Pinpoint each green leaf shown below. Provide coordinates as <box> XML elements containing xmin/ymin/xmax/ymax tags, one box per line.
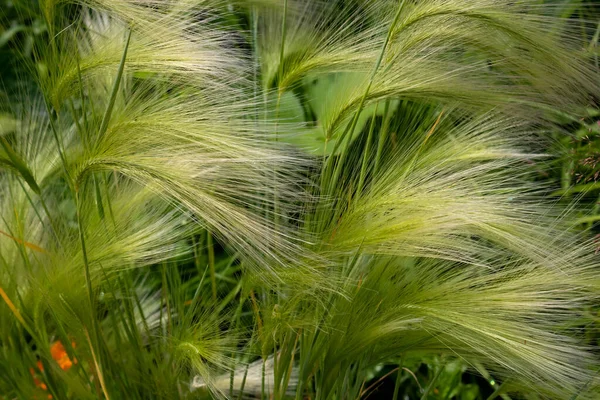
<box><xmin>98</xmin><ymin>28</ymin><xmax>131</xmax><ymax>137</ymax></box>
<box><xmin>0</xmin><ymin>136</ymin><xmax>40</xmax><ymax>194</ymax></box>
<box><xmin>0</xmin><ymin>25</ymin><xmax>25</xmax><ymax>48</ymax></box>
<box><xmin>276</xmin><ymin>76</ymin><xmax>396</xmax><ymax>156</ymax></box>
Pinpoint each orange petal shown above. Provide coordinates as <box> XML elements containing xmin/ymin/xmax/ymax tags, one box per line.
<box><xmin>50</xmin><ymin>340</ymin><xmax>74</xmax><ymax>371</ymax></box>
<box><xmin>50</xmin><ymin>341</ymin><xmax>67</xmax><ymax>361</ymax></box>
<box><xmin>57</xmin><ymin>356</ymin><xmax>73</xmax><ymax>371</ymax></box>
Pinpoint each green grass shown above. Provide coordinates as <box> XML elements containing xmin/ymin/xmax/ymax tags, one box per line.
<box><xmin>1</xmin><ymin>1</ymin><xmax>600</xmax><ymax>399</ymax></box>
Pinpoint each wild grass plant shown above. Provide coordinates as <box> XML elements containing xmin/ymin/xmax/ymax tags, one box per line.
<box><xmin>1</xmin><ymin>0</ymin><xmax>600</xmax><ymax>399</ymax></box>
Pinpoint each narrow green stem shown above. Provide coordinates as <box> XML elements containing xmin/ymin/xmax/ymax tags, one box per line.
<box><xmin>207</xmin><ymin>231</ymin><xmax>217</xmax><ymax>301</ymax></box>
<box><xmin>261</xmin><ymin>357</ymin><xmax>267</xmax><ymax>400</ymax></box>
<box><xmin>420</xmin><ymin>360</ymin><xmax>445</xmax><ymax>400</ymax></box>
<box><xmin>98</xmin><ymin>29</ymin><xmax>131</xmax><ymax>138</ymax></box>
<box><xmin>392</xmin><ymin>355</ymin><xmax>404</xmax><ymax>400</ymax></box>
<box><xmin>75</xmin><ymin>190</ymin><xmax>95</xmax><ymax>327</ymax></box>
<box><xmin>38</xmin><ymin>194</ymin><xmax>62</xmax><ymax>248</ymax></box>
<box><xmin>324</xmin><ymin>0</ymin><xmax>406</xmax><ymax>173</ymax></box>
<box><xmin>44</xmin><ymin>100</ymin><xmax>71</xmax><ymax>186</ymax></box>
<box><xmin>374</xmin><ymin>99</ymin><xmax>392</xmax><ymax>174</ymax></box>
<box><xmin>486</xmin><ymin>382</ymin><xmax>506</xmax><ymax>400</ymax></box>
<box><xmin>273</xmin><ymin>0</ymin><xmax>288</xmax><ymax>228</ymax></box>
<box><xmin>236</xmin><ymin>334</ymin><xmax>255</xmax><ymax>400</ymax></box>
<box><xmin>277</xmin><ymin>0</ymin><xmax>289</xmax><ymax>97</ymax></box>
<box><xmin>74</xmin><ymin>188</ymin><xmax>106</xmax><ymax>397</ymax></box>
<box><xmin>357</xmin><ymin>103</ymin><xmax>379</xmax><ymax>196</ymax></box>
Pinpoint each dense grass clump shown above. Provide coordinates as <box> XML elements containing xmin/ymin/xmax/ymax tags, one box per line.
<box><xmin>1</xmin><ymin>1</ymin><xmax>600</xmax><ymax>399</ymax></box>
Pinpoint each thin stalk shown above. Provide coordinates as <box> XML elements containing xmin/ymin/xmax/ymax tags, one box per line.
<box><xmin>251</xmin><ymin>7</ymin><xmax>265</xmax><ymax>223</ymax></box>
<box><xmin>399</xmin><ymin>109</ymin><xmax>444</xmax><ymax>183</ymax></box>
<box><xmin>93</xmin><ymin>174</ymin><xmax>105</xmax><ymax>220</ymax></box>
<box><xmin>252</xmin><ymin>7</ymin><xmax>260</xmax><ymax>116</ymax></box>
<box><xmin>361</xmin><ymin>367</ymin><xmax>400</xmax><ymax>399</ymax></box>
<box><xmin>192</xmin><ymin>235</ymin><xmax>203</xmax><ymax>277</ymax></box>
<box><xmin>1</xmin><ymin>216</ymin><xmax>33</xmax><ymax>278</ymax></box>
<box><xmin>102</xmin><ymin>172</ymin><xmax>116</xmax><ymax>228</ymax></box>
<box><xmin>280</xmin><ymin>332</ymin><xmax>300</xmax><ymax>397</ymax></box>
<box><xmin>273</xmin><ymin>0</ymin><xmax>288</xmax><ymax>227</ymax></box>
<box><xmin>357</xmin><ymin>103</ymin><xmax>379</xmax><ymax>196</ymax></box>
<box><xmin>236</xmin><ymin>363</ymin><xmax>251</xmax><ymax>400</ymax></box>
<box><xmin>374</xmin><ymin>99</ymin><xmax>392</xmax><ymax>174</ymax></box>
<box><xmin>65</xmin><ymin>31</ymin><xmax>132</xmax><ymax>362</ymax></box>
<box><xmin>84</xmin><ymin>328</ymin><xmax>111</xmax><ymax>400</ymax></box>
<box><xmin>392</xmin><ymin>355</ymin><xmax>404</xmax><ymax>400</ymax></box>
<box><xmin>486</xmin><ymin>382</ymin><xmax>506</xmax><ymax>400</ymax></box>
<box><xmin>324</xmin><ymin>0</ymin><xmax>406</xmax><ymax>173</ymax></box>
<box><xmin>236</xmin><ymin>334</ymin><xmax>255</xmax><ymax>400</ymax></box>
<box><xmin>75</xmin><ymin>190</ymin><xmax>97</xmax><ymax>332</ymax></box>
<box><xmin>98</xmin><ymin>28</ymin><xmax>131</xmax><ymax>138</ymax></box>
<box><xmin>38</xmin><ymin>193</ymin><xmax>62</xmax><ymax>248</ymax></box>
<box><xmin>294</xmin><ymin>370</ymin><xmax>304</xmax><ymax>400</ymax></box>
<box><xmin>14</xmin><ymin>179</ymin><xmax>43</xmax><ymax>226</ymax></box>
<box><xmin>259</xmin><ymin>352</ymin><xmax>267</xmax><ymax>399</ymax></box>
<box><xmin>48</xmin><ymin>305</ymin><xmax>93</xmax><ymax>385</ymax></box>
<box><xmin>5</xmin><ymin>131</ymin><xmax>60</xmax><ymax>247</ymax></box>
<box><xmin>277</xmin><ymin>0</ymin><xmax>288</xmax><ymax>97</ymax></box>
<box><xmin>207</xmin><ymin>231</ymin><xmax>217</xmax><ymax>301</ymax></box>
<box><xmin>43</xmin><ymin>99</ymin><xmax>71</xmax><ymax>185</ymax></box>
<box><xmin>0</xmin><ymin>286</ymin><xmax>35</xmax><ymax>335</ymax></box>
<box><xmin>14</xmin><ymin>179</ymin><xmax>60</xmax><ymax>247</ymax></box>
<box><xmin>420</xmin><ymin>361</ymin><xmax>446</xmax><ymax>400</ymax></box>
<box><xmin>68</xmin><ymin>98</ymin><xmax>84</xmax><ymax>144</ymax></box>
<box><xmin>71</xmin><ymin>30</ymin><xmax>89</xmax><ymax>135</ymax></box>
<box><xmin>320</xmin><ymin>2</ymin><xmax>406</xmax><ymax>218</ymax></box>
<box><xmin>161</xmin><ymin>263</ymin><xmax>173</xmax><ymax>335</ymax></box>
<box><xmin>229</xmin><ymin>292</ymin><xmax>247</xmax><ymax>397</ymax></box>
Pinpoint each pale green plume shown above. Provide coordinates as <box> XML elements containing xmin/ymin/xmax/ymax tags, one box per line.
<box><xmin>0</xmin><ymin>1</ymin><xmax>599</xmax><ymax>400</ymax></box>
